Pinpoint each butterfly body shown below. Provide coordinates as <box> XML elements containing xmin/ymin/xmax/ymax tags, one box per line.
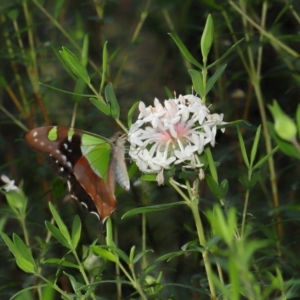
<box><xmin>25</xmin><ymin>126</ymin><xmax>129</xmax><ymax>222</ymax></box>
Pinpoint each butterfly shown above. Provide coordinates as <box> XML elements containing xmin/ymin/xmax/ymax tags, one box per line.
<box><xmin>25</xmin><ymin>126</ymin><xmax>130</xmax><ymax>223</ymax></box>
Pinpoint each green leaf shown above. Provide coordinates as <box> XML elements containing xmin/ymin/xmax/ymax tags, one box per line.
<box><xmin>140</xmin><ymin>174</ymin><xmax>157</xmax><ymax>181</ymax></box>
<box><xmin>100</xmin><ymin>41</ymin><xmax>108</xmax><ymax>94</ymax></box>
<box><xmin>16</xmin><ymin>257</ymin><xmax>35</xmax><ymax>274</ymax></box>
<box><xmin>64</xmin><ymin>272</ymin><xmax>84</xmax><ymax>294</ymax></box>
<box><xmin>122</xmin><ymin>202</ymin><xmax>186</xmax><ymax>219</ymax></box>
<box><xmin>168</xmin><ymin>33</ymin><xmax>202</xmax><ymax>68</ymax></box>
<box><xmin>129</xmin><ymin>245</ymin><xmax>135</xmax><ymax>263</ymax></box>
<box><xmin>207</xmin><ymin>206</ymin><xmax>235</xmax><ymax>245</ymax></box>
<box><xmin>220</xmin><ymin>179</ymin><xmax>229</xmax><ymax>198</ymax></box>
<box><xmin>127</xmin><ymin>102</ymin><xmax>139</xmax><ymax>128</ymax></box>
<box><xmin>105</xmin><ymin>83</ymin><xmax>120</xmax><ymax>119</ymax></box>
<box><xmin>44</xmin><ymin>258</ymin><xmax>79</xmax><ymax>269</ymax></box>
<box><xmin>49</xmin><ymin>203</ymin><xmax>71</xmax><ymax>244</ymax></box>
<box><xmin>89</xmin><ymin>97</ymin><xmax>111</xmax><ymax>115</ymax></box>
<box><xmin>73</xmin><ymin>78</ymin><xmax>86</xmax><ymax>103</ymax></box>
<box><xmin>91</xmin><ymin>246</ymin><xmax>118</xmax><ymax>263</ymax></box>
<box><xmin>5</xmin><ymin>190</ymin><xmax>27</xmax><ymax>214</ymax></box>
<box><xmin>205</xmin><ymin>174</ymin><xmax>223</xmax><ymax>199</ymax></box>
<box><xmin>206</xmin><ymin>64</ymin><xmax>227</xmax><ymax>95</ymax></box>
<box><xmin>54</xmin><ymin>0</ymin><xmax>65</xmax><ymax>19</ymax></box>
<box><xmin>252</xmin><ymin>146</ymin><xmax>279</xmax><ymax>170</ymax></box>
<box><xmin>45</xmin><ymin>221</ymin><xmax>70</xmax><ymax>249</ymax></box>
<box><xmin>267</xmin><ymin>122</ymin><xmax>300</xmax><ymax>159</ymax></box>
<box><xmin>237</xmin><ymin>126</ymin><xmax>249</xmax><ymax>168</ymax></box>
<box><xmin>13</xmin><ymin>234</ymin><xmax>35</xmax><ymax>265</ymax></box>
<box><xmin>219</xmin><ymin>119</ymin><xmax>251</xmax><ymax>129</ymax></box>
<box><xmin>188</xmin><ymin>69</ymin><xmax>204</xmax><ymax>98</ymax></box>
<box><xmin>206</xmin><ymin>148</ymin><xmax>218</xmax><ymax>182</ymax></box>
<box><xmin>238</xmin><ymin>173</ymin><xmax>251</xmax><ymax>190</ymax></box>
<box><xmin>249</xmin><ymin>170</ymin><xmax>260</xmax><ymax>189</ymax></box>
<box><xmin>111</xmin><ymin>247</ymin><xmax>130</xmax><ymax>264</ymax></box>
<box><xmin>164</xmin><ymin>86</ymin><xmax>174</xmax><ymax>98</ymax></box>
<box><xmin>71</xmin><ymin>215</ymin><xmax>81</xmax><ymax>250</ymax></box>
<box><xmin>59</xmin><ymin>47</ymin><xmax>90</xmax><ymax>84</ymax></box>
<box><xmin>208</xmin><ymin>39</ymin><xmax>244</xmax><ymax>69</ymax></box>
<box><xmin>201</xmin><ymin>14</ymin><xmax>214</xmax><ymax>63</ymax></box>
<box><xmin>133</xmin><ymin>249</ymin><xmax>154</xmax><ymax>264</ymax></box>
<box><xmin>250</xmin><ymin>125</ymin><xmax>261</xmax><ymax>167</ymax></box>
<box><xmin>1</xmin><ymin>232</ymin><xmax>20</xmax><ymax>258</ymax></box>
<box><xmin>81</xmin><ymin>34</ymin><xmax>89</xmax><ymax>68</ymax></box>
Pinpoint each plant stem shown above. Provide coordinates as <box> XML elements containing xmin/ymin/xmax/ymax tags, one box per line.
<box><xmin>189</xmin><ymin>199</ymin><xmax>216</xmax><ymax>300</ymax></box>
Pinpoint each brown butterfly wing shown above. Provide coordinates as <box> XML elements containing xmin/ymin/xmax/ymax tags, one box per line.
<box><xmin>25</xmin><ymin>126</ymin><xmax>117</xmax><ymax>222</ymax></box>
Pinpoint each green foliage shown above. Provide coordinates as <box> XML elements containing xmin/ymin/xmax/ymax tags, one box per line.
<box><xmin>1</xmin><ymin>1</ymin><xmax>300</xmax><ymax>300</ymax></box>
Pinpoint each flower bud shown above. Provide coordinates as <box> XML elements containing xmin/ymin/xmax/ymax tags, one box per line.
<box><xmin>268</xmin><ymin>100</ymin><xmax>297</xmax><ymax>142</ymax></box>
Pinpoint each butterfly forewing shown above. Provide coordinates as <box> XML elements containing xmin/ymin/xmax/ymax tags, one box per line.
<box><xmin>24</xmin><ymin>126</ymin><xmax>127</xmax><ymax>222</ymax></box>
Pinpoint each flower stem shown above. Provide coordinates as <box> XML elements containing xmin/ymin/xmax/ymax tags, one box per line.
<box><xmin>189</xmin><ymin>199</ymin><xmax>217</xmax><ymax>299</ymax></box>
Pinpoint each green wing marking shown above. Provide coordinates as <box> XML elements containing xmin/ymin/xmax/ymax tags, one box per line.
<box><xmin>80</xmin><ymin>133</ymin><xmax>112</xmax><ymax>182</ymax></box>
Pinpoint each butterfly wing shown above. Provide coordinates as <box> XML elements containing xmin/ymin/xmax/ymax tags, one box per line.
<box><xmin>25</xmin><ymin>126</ymin><xmax>118</xmax><ymax>222</ymax></box>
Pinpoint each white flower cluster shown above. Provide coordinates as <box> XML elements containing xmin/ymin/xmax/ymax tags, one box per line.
<box><xmin>127</xmin><ymin>94</ymin><xmax>226</xmax><ymax>184</ymax></box>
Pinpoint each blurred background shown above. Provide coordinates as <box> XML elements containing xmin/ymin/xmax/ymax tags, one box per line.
<box><xmin>0</xmin><ymin>0</ymin><xmax>300</xmax><ymax>298</ymax></box>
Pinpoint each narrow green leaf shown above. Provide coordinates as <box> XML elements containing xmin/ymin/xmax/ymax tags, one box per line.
<box><xmin>228</xmin><ymin>257</ymin><xmax>240</xmax><ymax>300</ymax></box>
<box><xmin>13</xmin><ymin>234</ymin><xmax>35</xmax><ymax>265</ymax></box>
<box><xmin>45</xmin><ymin>221</ymin><xmax>70</xmax><ymax>249</ymax></box>
<box><xmin>250</xmin><ymin>125</ymin><xmax>261</xmax><ymax>167</ymax></box>
<box><xmin>237</xmin><ymin>126</ymin><xmax>250</xmax><ymax>167</ymax></box>
<box><xmin>220</xmin><ymin>179</ymin><xmax>229</xmax><ymax>198</ymax></box>
<box><xmin>64</xmin><ymin>272</ymin><xmax>84</xmax><ymax>294</ymax></box>
<box><xmin>16</xmin><ymin>257</ymin><xmax>35</xmax><ymax>274</ymax></box>
<box><xmin>127</xmin><ymin>102</ymin><xmax>139</xmax><ymax>128</ymax></box>
<box><xmin>188</xmin><ymin>69</ymin><xmax>204</xmax><ymax>98</ymax></box>
<box><xmin>168</xmin><ymin>33</ymin><xmax>202</xmax><ymax>68</ymax></box>
<box><xmin>129</xmin><ymin>245</ymin><xmax>135</xmax><ymax>263</ymax></box>
<box><xmin>121</xmin><ymin>202</ymin><xmax>186</xmax><ymax>219</ymax></box>
<box><xmin>73</xmin><ymin>78</ymin><xmax>86</xmax><ymax>103</ymax></box>
<box><xmin>1</xmin><ymin>232</ymin><xmax>19</xmax><ymax>258</ymax></box>
<box><xmin>54</xmin><ymin>0</ymin><xmax>65</xmax><ymax>19</ymax></box>
<box><xmin>100</xmin><ymin>41</ymin><xmax>108</xmax><ymax>94</ymax></box>
<box><xmin>201</xmin><ymin>14</ymin><xmax>214</xmax><ymax>63</ymax></box>
<box><xmin>205</xmin><ymin>174</ymin><xmax>223</xmax><ymax>199</ymax></box>
<box><xmin>267</xmin><ymin>122</ymin><xmax>300</xmax><ymax>159</ymax></box>
<box><xmin>208</xmin><ymin>39</ymin><xmax>244</xmax><ymax>69</ymax></box>
<box><xmin>206</xmin><ymin>148</ymin><xmax>218</xmax><ymax>182</ymax></box>
<box><xmin>91</xmin><ymin>246</ymin><xmax>118</xmax><ymax>263</ymax></box>
<box><xmin>89</xmin><ymin>97</ymin><xmax>111</xmax><ymax>115</ymax></box>
<box><xmin>105</xmin><ymin>83</ymin><xmax>120</xmax><ymax>119</ymax></box>
<box><xmin>252</xmin><ymin>146</ymin><xmax>279</xmax><ymax>170</ymax></box>
<box><xmin>206</xmin><ymin>64</ymin><xmax>227</xmax><ymax>95</ymax></box>
<box><xmin>164</xmin><ymin>86</ymin><xmax>174</xmax><ymax>98</ymax></box>
<box><xmin>111</xmin><ymin>247</ymin><xmax>130</xmax><ymax>264</ymax></box>
<box><xmin>81</xmin><ymin>34</ymin><xmax>89</xmax><ymax>68</ymax></box>
<box><xmin>59</xmin><ymin>47</ymin><xmax>90</xmax><ymax>84</ymax></box>
<box><xmin>140</xmin><ymin>174</ymin><xmax>157</xmax><ymax>181</ymax></box>
<box><xmin>71</xmin><ymin>215</ymin><xmax>81</xmax><ymax>250</ymax></box>
<box><xmin>219</xmin><ymin>119</ymin><xmax>251</xmax><ymax>129</ymax></box>
<box><xmin>44</xmin><ymin>258</ymin><xmax>79</xmax><ymax>269</ymax></box>
<box><xmin>155</xmin><ymin>251</ymin><xmax>185</xmax><ymax>262</ymax></box>
<box><xmin>49</xmin><ymin>203</ymin><xmax>71</xmax><ymax>244</ymax></box>
<box><xmin>133</xmin><ymin>249</ymin><xmax>154</xmax><ymax>264</ymax></box>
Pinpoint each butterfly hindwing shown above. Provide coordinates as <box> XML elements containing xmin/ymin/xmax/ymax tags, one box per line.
<box><xmin>25</xmin><ymin>126</ymin><xmax>124</xmax><ymax>222</ymax></box>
